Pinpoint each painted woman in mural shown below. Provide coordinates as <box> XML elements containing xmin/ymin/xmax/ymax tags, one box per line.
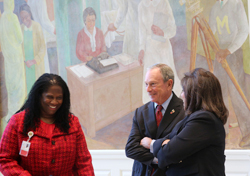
<box><xmin>76</xmin><ymin>7</ymin><xmax>107</xmax><ymax>62</ymax></box>
<box><xmin>19</xmin><ymin>4</ymin><xmax>46</xmax><ymax>95</ymax></box>
<box><xmin>138</xmin><ymin>0</ymin><xmax>182</xmax><ymax>104</ymax></box>
<box><xmin>0</xmin><ymin>0</ymin><xmax>26</xmax><ymax>122</ymax></box>
<box><xmin>209</xmin><ymin>0</ymin><xmax>250</xmax><ymax>147</ymax></box>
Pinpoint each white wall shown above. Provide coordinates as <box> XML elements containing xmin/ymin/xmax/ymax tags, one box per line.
<box><xmin>225</xmin><ymin>150</ymin><xmax>250</xmax><ymax>176</ymax></box>
<box><xmin>91</xmin><ymin>150</ymin><xmax>250</xmax><ymax>176</ymax></box>
<box><xmin>0</xmin><ymin>150</ymin><xmax>249</xmax><ymax>176</ymax></box>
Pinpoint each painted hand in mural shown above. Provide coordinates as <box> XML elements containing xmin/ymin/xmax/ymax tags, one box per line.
<box><xmin>108</xmin><ymin>23</ymin><xmax>117</xmax><ymax>32</ymax></box>
<box><xmin>151</xmin><ymin>25</ymin><xmax>164</xmax><ymax>36</ymax></box>
<box><xmin>86</xmin><ymin>56</ymin><xmax>93</xmax><ymax>61</ymax></box>
<box><xmin>140</xmin><ymin>137</ymin><xmax>152</xmax><ymax>149</ymax></box>
<box><xmin>138</xmin><ymin>50</ymin><xmax>144</xmax><ymax>66</ymax></box>
<box><xmin>215</xmin><ymin>49</ymin><xmax>231</xmax><ymax>63</ymax></box>
<box><xmin>25</xmin><ymin>59</ymin><xmax>37</xmax><ymax>68</ymax></box>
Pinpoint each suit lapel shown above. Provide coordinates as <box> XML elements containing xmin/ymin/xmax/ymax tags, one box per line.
<box><xmin>156</xmin><ymin>93</ymin><xmax>182</xmax><ymax>138</ymax></box>
<box><xmin>144</xmin><ymin>102</ymin><xmax>158</xmax><ymax>138</ymax></box>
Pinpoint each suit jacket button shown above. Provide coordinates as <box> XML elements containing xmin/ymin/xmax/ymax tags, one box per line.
<box><xmin>52</xmin><ymin>141</ymin><xmax>55</xmax><ymax>145</ymax></box>
<box><xmin>51</xmin><ymin>159</ymin><xmax>55</xmax><ymax>164</ymax></box>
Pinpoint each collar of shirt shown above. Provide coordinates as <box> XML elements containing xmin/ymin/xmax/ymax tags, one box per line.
<box><xmin>84</xmin><ymin>25</ymin><xmax>96</xmax><ymax>52</ymax></box>
<box><xmin>143</xmin><ymin>0</ymin><xmax>161</xmax><ymax>7</ymax></box>
<box><xmin>154</xmin><ymin>92</ymin><xmax>173</xmax><ymax>115</ymax></box>
<box><xmin>24</xmin><ymin>24</ymin><xmax>33</xmax><ymax>31</ymax></box>
<box><xmin>218</xmin><ymin>0</ymin><xmax>228</xmax><ymax>7</ymax></box>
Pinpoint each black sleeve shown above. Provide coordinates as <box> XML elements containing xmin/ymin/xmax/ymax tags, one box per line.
<box><xmin>125</xmin><ymin>109</ymin><xmax>154</xmax><ymax>166</ymax></box>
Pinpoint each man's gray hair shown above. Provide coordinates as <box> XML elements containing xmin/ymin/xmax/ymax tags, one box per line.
<box><xmin>149</xmin><ymin>63</ymin><xmax>175</xmax><ymax>88</ymax></box>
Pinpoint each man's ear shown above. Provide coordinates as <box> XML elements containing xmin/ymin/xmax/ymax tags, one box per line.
<box><xmin>168</xmin><ymin>79</ymin><xmax>173</xmax><ymax>88</ymax></box>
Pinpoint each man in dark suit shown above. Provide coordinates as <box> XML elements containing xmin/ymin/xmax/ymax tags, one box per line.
<box><xmin>125</xmin><ymin>63</ymin><xmax>185</xmax><ymax>176</ymax></box>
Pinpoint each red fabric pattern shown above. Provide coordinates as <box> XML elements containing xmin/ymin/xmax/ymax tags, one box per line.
<box><xmin>40</xmin><ymin>120</ymin><xmax>55</xmax><ymax>139</ymax></box>
<box><xmin>76</xmin><ymin>27</ymin><xmax>106</xmax><ymax>62</ymax></box>
<box><xmin>156</xmin><ymin>105</ymin><xmax>163</xmax><ymax>127</ymax></box>
<box><xmin>0</xmin><ymin>111</ymin><xmax>95</xmax><ymax>176</ymax></box>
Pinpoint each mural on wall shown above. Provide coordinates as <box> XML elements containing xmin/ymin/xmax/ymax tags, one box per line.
<box><xmin>0</xmin><ymin>0</ymin><xmax>250</xmax><ymax>149</ymax></box>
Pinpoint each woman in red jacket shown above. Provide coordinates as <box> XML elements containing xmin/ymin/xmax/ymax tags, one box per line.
<box><xmin>0</xmin><ymin>73</ymin><xmax>95</xmax><ymax>176</ymax></box>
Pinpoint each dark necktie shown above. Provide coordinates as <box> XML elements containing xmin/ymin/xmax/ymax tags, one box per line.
<box><xmin>156</xmin><ymin>105</ymin><xmax>163</xmax><ymax>127</ymax></box>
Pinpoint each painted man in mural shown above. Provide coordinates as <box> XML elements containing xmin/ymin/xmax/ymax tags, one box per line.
<box><xmin>209</xmin><ymin>0</ymin><xmax>250</xmax><ymax>147</ymax></box>
<box><xmin>108</xmin><ymin>0</ymin><xmax>141</xmax><ymax>59</ymax></box>
<box><xmin>138</xmin><ymin>0</ymin><xmax>182</xmax><ymax>104</ymax></box>
<box><xmin>0</xmin><ymin>0</ymin><xmax>26</xmax><ymax>123</ymax></box>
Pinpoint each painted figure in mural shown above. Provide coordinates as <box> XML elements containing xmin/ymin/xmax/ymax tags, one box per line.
<box><xmin>108</xmin><ymin>0</ymin><xmax>141</xmax><ymax>59</ymax></box>
<box><xmin>0</xmin><ymin>0</ymin><xmax>26</xmax><ymax>122</ymax></box>
<box><xmin>141</xmin><ymin>68</ymin><xmax>228</xmax><ymax>176</ymax></box>
<box><xmin>0</xmin><ymin>10</ymin><xmax>8</xmax><ymax>136</ymax></box>
<box><xmin>125</xmin><ymin>64</ymin><xmax>185</xmax><ymax>176</ymax></box>
<box><xmin>13</xmin><ymin>0</ymin><xmax>26</xmax><ymax>23</ymax></box>
<box><xmin>20</xmin><ymin>4</ymin><xmax>46</xmax><ymax>95</ymax></box>
<box><xmin>0</xmin><ymin>0</ymin><xmax>27</xmax><ymax>23</ymax></box>
<box><xmin>209</xmin><ymin>0</ymin><xmax>250</xmax><ymax>147</ymax></box>
<box><xmin>76</xmin><ymin>7</ymin><xmax>107</xmax><ymax>62</ymax></box>
<box><xmin>138</xmin><ymin>0</ymin><xmax>182</xmax><ymax>104</ymax></box>
<box><xmin>100</xmin><ymin>0</ymin><xmax>125</xmax><ymax>49</ymax></box>
<box><xmin>27</xmin><ymin>0</ymin><xmax>56</xmax><ymax>73</ymax></box>
<box><xmin>0</xmin><ymin>73</ymin><xmax>95</xmax><ymax>175</ymax></box>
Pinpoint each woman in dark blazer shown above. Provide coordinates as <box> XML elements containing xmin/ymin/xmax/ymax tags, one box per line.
<box><xmin>141</xmin><ymin>68</ymin><xmax>228</xmax><ymax>176</ymax></box>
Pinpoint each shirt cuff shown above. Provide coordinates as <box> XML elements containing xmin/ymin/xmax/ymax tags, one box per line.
<box><xmin>152</xmin><ymin>157</ymin><xmax>158</xmax><ymax>164</ymax></box>
<box><xmin>150</xmin><ymin>140</ymin><xmax>158</xmax><ymax>164</ymax></box>
<box><xmin>227</xmin><ymin>46</ymin><xmax>235</xmax><ymax>55</ymax></box>
<box><xmin>114</xmin><ymin>22</ymin><xmax>119</xmax><ymax>29</ymax></box>
<box><xmin>150</xmin><ymin>139</ymin><xmax>156</xmax><ymax>153</ymax></box>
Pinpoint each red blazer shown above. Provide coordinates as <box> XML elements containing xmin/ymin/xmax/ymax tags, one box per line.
<box><xmin>0</xmin><ymin>111</ymin><xmax>95</xmax><ymax>176</ymax></box>
<box><xmin>76</xmin><ymin>27</ymin><xmax>106</xmax><ymax>62</ymax></box>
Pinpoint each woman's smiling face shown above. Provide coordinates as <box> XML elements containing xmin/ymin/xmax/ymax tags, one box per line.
<box><xmin>40</xmin><ymin>85</ymin><xmax>63</xmax><ymax>119</ymax></box>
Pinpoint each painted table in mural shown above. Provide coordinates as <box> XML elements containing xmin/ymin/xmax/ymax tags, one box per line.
<box><xmin>66</xmin><ymin>61</ymin><xmax>143</xmax><ymax>137</ymax></box>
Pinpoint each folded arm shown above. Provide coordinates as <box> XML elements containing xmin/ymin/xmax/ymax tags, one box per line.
<box><xmin>125</xmin><ymin>110</ymin><xmax>154</xmax><ymax>166</ymax></box>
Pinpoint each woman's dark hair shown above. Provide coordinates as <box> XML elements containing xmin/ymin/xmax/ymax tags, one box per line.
<box><xmin>19</xmin><ymin>4</ymin><xmax>34</xmax><ymax>21</ymax></box>
<box><xmin>83</xmin><ymin>7</ymin><xmax>96</xmax><ymax>23</ymax></box>
<box><xmin>181</xmin><ymin>68</ymin><xmax>228</xmax><ymax>124</ymax></box>
<box><xmin>17</xmin><ymin>73</ymin><xmax>71</xmax><ymax>134</ymax></box>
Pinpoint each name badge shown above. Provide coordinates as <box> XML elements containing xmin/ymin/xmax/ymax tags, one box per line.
<box><xmin>19</xmin><ymin>141</ymin><xmax>31</xmax><ymax>157</ymax></box>
<box><xmin>19</xmin><ymin>131</ymin><xmax>34</xmax><ymax>157</ymax></box>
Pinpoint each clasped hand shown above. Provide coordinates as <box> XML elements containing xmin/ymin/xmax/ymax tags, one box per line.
<box><xmin>140</xmin><ymin>137</ymin><xmax>152</xmax><ymax>149</ymax></box>
<box><xmin>151</xmin><ymin>25</ymin><xmax>164</xmax><ymax>36</ymax></box>
<box><xmin>162</xmin><ymin>139</ymin><xmax>170</xmax><ymax>146</ymax></box>
<box><xmin>140</xmin><ymin>137</ymin><xmax>170</xmax><ymax>149</ymax></box>
<box><xmin>25</xmin><ymin>59</ymin><xmax>36</xmax><ymax>68</ymax></box>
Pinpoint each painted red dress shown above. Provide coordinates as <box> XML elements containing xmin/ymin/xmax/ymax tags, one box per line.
<box><xmin>76</xmin><ymin>27</ymin><xmax>106</xmax><ymax>62</ymax></box>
